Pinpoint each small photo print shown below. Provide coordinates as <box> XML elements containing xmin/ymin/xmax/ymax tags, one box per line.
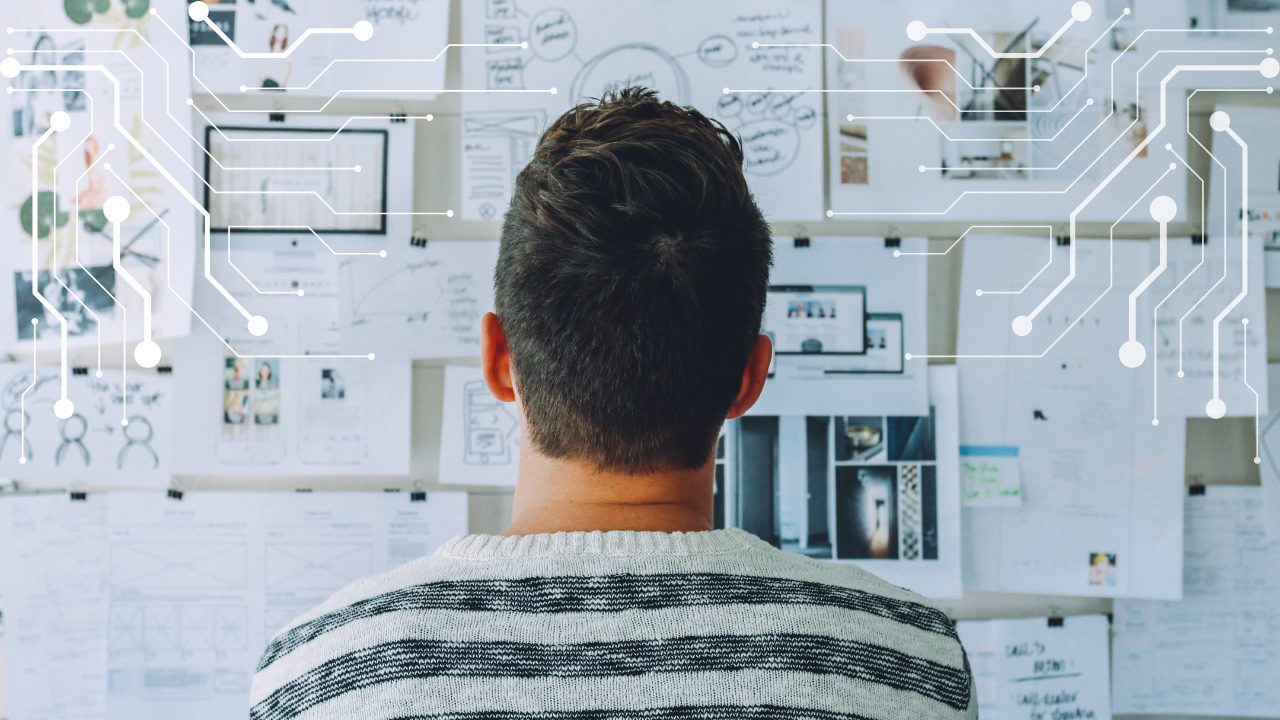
<box><xmin>834</xmin><ymin>416</ymin><xmax>885</xmax><ymax>462</ymax></box>
<box><xmin>1088</xmin><ymin>552</ymin><xmax>1118</xmax><ymax>587</ymax></box>
<box><xmin>254</xmin><ymin>360</ymin><xmax>279</xmax><ymax>390</ymax></box>
<box><xmin>223</xmin><ymin>357</ymin><xmax>252</xmax><ymax>425</ymax></box>
<box><xmin>321</xmin><ymin>368</ymin><xmax>345</xmax><ymax>400</ymax></box>
<box><xmin>888</xmin><ymin>413</ymin><xmax>936</xmax><ymax>462</ymax></box>
<box><xmin>835</xmin><ymin>465</ymin><xmax>899</xmax><ymax>560</ymax></box>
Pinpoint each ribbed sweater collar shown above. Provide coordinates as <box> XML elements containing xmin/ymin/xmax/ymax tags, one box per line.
<box><xmin>437</xmin><ymin>528</ymin><xmax>764</xmax><ymax>559</ymax></box>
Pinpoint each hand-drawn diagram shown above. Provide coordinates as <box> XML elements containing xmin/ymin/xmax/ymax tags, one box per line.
<box><xmin>463</xmin><ymin>378</ymin><xmax>519</xmax><ymax>465</ymax></box>
<box><xmin>339</xmin><ymin>239</ymin><xmax>498</xmax><ymax>358</ymax></box>
<box><xmin>0</xmin><ymin>363</ymin><xmax>172</xmax><ymax>486</ymax></box>
<box><xmin>461</xmin><ymin>0</ymin><xmax>824</xmax><ymax>220</ymax></box>
<box><xmin>265</xmin><ymin>542</ymin><xmax>375</xmax><ymax>591</ymax></box>
<box><xmin>110</xmin><ymin>542</ymin><xmax>249</xmax><ymax>591</ymax></box>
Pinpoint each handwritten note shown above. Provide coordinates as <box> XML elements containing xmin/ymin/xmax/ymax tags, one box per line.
<box><xmin>960</xmin><ymin>445</ymin><xmax>1022</xmax><ymax>507</ymax></box>
<box><xmin>957</xmin><ymin>615</ymin><xmax>1112</xmax><ymax>720</ymax></box>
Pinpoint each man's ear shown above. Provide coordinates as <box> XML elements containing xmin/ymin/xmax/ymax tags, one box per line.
<box><xmin>481</xmin><ymin>312</ymin><xmax>517</xmax><ymax>402</ymax></box>
<box><xmin>726</xmin><ymin>333</ymin><xmax>772</xmax><ymax>420</ymax></box>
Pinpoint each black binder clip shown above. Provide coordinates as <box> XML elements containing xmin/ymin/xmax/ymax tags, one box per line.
<box><xmin>1188</xmin><ymin>484</ymin><xmax>1206</xmax><ymax>496</ymax></box>
<box><xmin>1047</xmin><ymin>616</ymin><xmax>1065</xmax><ymax>628</ymax></box>
<box><xmin>410</xmin><ymin>491</ymin><xmax>427</xmax><ymax>502</ymax></box>
<box><xmin>410</xmin><ymin>234</ymin><xmax>429</xmax><ymax>248</ymax></box>
<box><xmin>157</xmin><ymin>366</ymin><xmax>173</xmax><ymax>375</ymax></box>
<box><xmin>793</xmin><ymin>236</ymin><xmax>810</xmax><ymax>248</ymax></box>
<box><xmin>884</xmin><ymin>236</ymin><xmax>901</xmax><ymax>249</ymax></box>
<box><xmin>295</xmin><ymin>488</ymin><xmax>313</xmax><ymax>493</ymax></box>
<box><xmin>1055</xmin><ymin>235</ymin><xmax>1071</xmax><ymax>247</ymax></box>
<box><xmin>1191</xmin><ymin>234</ymin><xmax>1207</xmax><ymax>246</ymax></box>
<box><xmin>69</xmin><ymin>491</ymin><xmax>88</xmax><ymax>501</ymax></box>
<box><xmin>391</xmin><ymin>112</ymin><xmax>408</xmax><ymax>124</ymax></box>
<box><xmin>72</xmin><ymin>366</ymin><xmax>89</xmax><ymax>376</ymax></box>
<box><xmin>166</xmin><ymin>488</ymin><xmax>184</xmax><ymax>501</ymax></box>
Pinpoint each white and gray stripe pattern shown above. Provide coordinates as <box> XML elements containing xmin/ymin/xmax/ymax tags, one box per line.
<box><xmin>251</xmin><ymin>528</ymin><xmax>976</xmax><ymax>720</ymax></box>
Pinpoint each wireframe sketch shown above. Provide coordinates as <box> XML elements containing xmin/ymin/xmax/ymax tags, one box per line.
<box><xmin>463</xmin><ymin>379</ymin><xmax>519</xmax><ymax>465</ymax></box>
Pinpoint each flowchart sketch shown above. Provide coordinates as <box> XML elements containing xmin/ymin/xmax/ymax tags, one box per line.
<box><xmin>460</xmin><ymin>0</ymin><xmax>824</xmax><ymax>221</ymax></box>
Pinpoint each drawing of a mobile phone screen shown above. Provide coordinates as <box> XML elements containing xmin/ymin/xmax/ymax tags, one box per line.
<box><xmin>763</xmin><ymin>285</ymin><xmax>866</xmax><ymax>355</ymax></box>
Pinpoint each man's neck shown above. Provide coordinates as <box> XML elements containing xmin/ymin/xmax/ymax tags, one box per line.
<box><xmin>503</xmin><ymin>448</ymin><xmax>715</xmax><ymax>535</ymax></box>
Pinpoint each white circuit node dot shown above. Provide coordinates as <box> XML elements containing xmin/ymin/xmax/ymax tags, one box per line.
<box><xmin>378</xmin><ymin>250</ymin><xmax>387</xmax><ymax>258</ymax></box>
<box><xmin>134</xmin><ymin>340</ymin><xmax>161</xmax><ymax>368</ymax></box>
<box><xmin>49</xmin><ymin>111</ymin><xmax>70</xmax><ymax>132</ymax></box>
<box><xmin>0</xmin><ymin>57</ymin><xmax>21</xmax><ymax>79</ymax></box>
<box><xmin>1012</xmin><ymin>315</ymin><xmax>1032</xmax><ymax>336</ymax></box>
<box><xmin>368</xmin><ymin>353</ymin><xmax>376</xmax><ymax>360</ymax></box>
<box><xmin>1032</xmin><ymin>84</ymin><xmax>1040</xmax><ymax>92</ymax></box>
<box><xmin>53</xmin><ymin>398</ymin><xmax>75</xmax><ymax>420</ymax></box>
<box><xmin>1152</xmin><ymin>418</ymin><xmax>1159</xmax><ymax>426</ymax></box>
<box><xmin>121</xmin><ymin>418</ymin><xmax>129</xmax><ymax>427</ymax></box>
<box><xmin>445</xmin><ymin>209</ymin><xmax>455</xmax><ymax>218</ymax></box>
<box><xmin>1209</xmin><ymin>110</ymin><xmax>1231</xmax><ymax>131</ymax></box>
<box><xmin>103</xmin><ymin>195</ymin><xmax>131</xmax><ymax>223</ymax></box>
<box><xmin>103</xmin><ymin>162</ymin><xmax>111</xmax><ymax>171</ymax></box>
<box><xmin>188</xmin><ymin>1</ymin><xmax>210</xmax><ymax>22</ymax></box>
<box><xmin>1270</xmin><ymin>48</ymin><xmax>1276</xmax><ymax>55</ymax></box>
<box><xmin>247</xmin><ymin>315</ymin><xmax>269</xmax><ymax>336</ymax></box>
<box><xmin>906</xmin><ymin>20</ymin><xmax>928</xmax><ymax>41</ymax></box>
<box><xmin>239</xmin><ymin>84</ymin><xmax>247</xmax><ymax>92</ymax></box>
<box><xmin>976</xmin><ymin>289</ymin><xmax>984</xmax><ymax>296</ymax></box>
<box><xmin>107</xmin><ymin>143</ymin><xmax>115</xmax><ymax>150</ymax></box>
<box><xmin>30</xmin><ymin>317</ymin><xmax>37</xmax><ymax>325</ymax></box>
<box><xmin>1206</xmin><ymin>398</ymin><xmax>1227</xmax><ymax>419</ymax></box>
<box><xmin>5</xmin><ymin>88</ymin><xmax>11</xmax><ymax>95</ymax></box>
<box><xmin>520</xmin><ymin>41</ymin><xmax>528</xmax><ymax>49</ymax></box>
<box><xmin>1269</xmin><ymin>26</ymin><xmax>1276</xmax><ymax>34</ymax></box>
<box><xmin>1177</xmin><ymin>370</ymin><xmax>1185</xmax><ymax>378</ymax></box>
<box><xmin>95</xmin><ymin>370</ymin><xmax>103</xmax><ymax>378</ymax></box>
<box><xmin>723</xmin><ymin>87</ymin><xmax>730</xmax><ymax>94</ymax></box>
<box><xmin>297</xmin><ymin>289</ymin><xmax>305</xmax><ymax>296</ymax></box>
<box><xmin>1243</xmin><ymin>317</ymin><xmax>1250</xmax><ymax>325</ymax></box>
<box><xmin>5</xmin><ymin>49</ymin><xmax>12</xmax><ymax>56</ymax></box>
<box><xmin>918</xmin><ymin>164</ymin><xmax>926</xmax><ymax>172</ymax></box>
<box><xmin>549</xmin><ymin>87</ymin><xmax>557</xmax><ymax>95</ymax></box>
<box><xmin>1118</xmin><ymin>340</ymin><xmax>1146</xmax><ymax>368</ymax></box>
<box><xmin>426</xmin><ymin>114</ymin><xmax>435</xmax><ymax>121</ymax></box>
<box><xmin>1086</xmin><ymin>98</ymin><xmax>1094</xmax><ymax>105</ymax></box>
<box><xmin>354</xmin><ymin>164</ymin><xmax>362</xmax><ymax>173</ymax></box>
<box><xmin>1263</xmin><ymin>57</ymin><xmax>1280</xmax><ymax>78</ymax></box>
<box><xmin>353</xmin><ymin>20</ymin><xmax>374</xmax><ymax>42</ymax></box>
<box><xmin>825</xmin><ymin>209</ymin><xmax>834</xmax><ymax>218</ymax></box>
<box><xmin>186</xmin><ymin>97</ymin><xmax>194</xmax><ymax>106</ymax></box>
<box><xmin>893</xmin><ymin>249</ymin><xmax>901</xmax><ymax>258</ymax></box>
<box><xmin>904</xmin><ymin>352</ymin><xmax>913</xmax><ymax>360</ymax></box>
<box><xmin>18</xmin><ymin>457</ymin><xmax>25</xmax><ymax>464</ymax></box>
<box><xmin>1149</xmin><ymin>195</ymin><xmax>1176</xmax><ymax>223</ymax></box>
<box><xmin>847</xmin><ymin>114</ymin><xmax>854</xmax><ymax>121</ymax></box>
<box><xmin>1164</xmin><ymin>142</ymin><xmax>1173</xmax><ymax>150</ymax></box>
<box><xmin>752</xmin><ymin>41</ymin><xmax>760</xmax><ymax>49</ymax></box>
<box><xmin>1072</xmin><ymin>1</ymin><xmax>1093</xmax><ymax>21</ymax></box>
<box><xmin>1255</xmin><ymin>457</ymin><xmax>1262</xmax><ymax>464</ymax></box>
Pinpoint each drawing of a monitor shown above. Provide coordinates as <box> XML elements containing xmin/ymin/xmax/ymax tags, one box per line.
<box><xmin>204</xmin><ymin>126</ymin><xmax>389</xmax><ymax>235</ymax></box>
<box><xmin>763</xmin><ymin>285</ymin><xmax>867</xmax><ymax>355</ymax></box>
<box><xmin>825</xmin><ymin>313</ymin><xmax>905</xmax><ymax>374</ymax></box>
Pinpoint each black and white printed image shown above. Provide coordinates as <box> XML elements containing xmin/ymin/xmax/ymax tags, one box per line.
<box><xmin>321</xmin><ymin>368</ymin><xmax>346</xmax><ymax>400</ymax></box>
<box><xmin>14</xmin><ymin>266</ymin><xmax>116</xmax><ymax>340</ymax></box>
<box><xmin>835</xmin><ymin>465</ymin><xmax>899</xmax><ymax>560</ymax></box>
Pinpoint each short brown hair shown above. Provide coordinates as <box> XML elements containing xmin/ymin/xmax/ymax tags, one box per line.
<box><xmin>495</xmin><ymin>87</ymin><xmax>772</xmax><ymax>471</ymax></box>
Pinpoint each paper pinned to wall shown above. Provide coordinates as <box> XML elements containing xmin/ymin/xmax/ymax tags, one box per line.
<box><xmin>956</xmin><ymin>615</ymin><xmax>1112</xmax><ymax>720</ymax></box>
<box><xmin>0</xmin><ymin>493</ymin><xmax>109</xmax><ymax>720</ymax></box>
<box><xmin>959</xmin><ymin>445</ymin><xmax>1021</xmax><ymax>507</ymax></box>
<box><xmin>0</xmin><ymin>363</ymin><xmax>172</xmax><ymax>488</ymax></box>
<box><xmin>171</xmin><ymin>240</ymin><xmax>412</xmax><ymax>476</ymax></box>
<box><xmin>750</xmin><ymin>236</ymin><xmax>930</xmax><ymax>417</ymax></box>
<box><xmin>338</xmin><ymin>240</ymin><xmax>498</xmax><ymax>360</ymax></box>
<box><xmin>1261</xmin><ymin>364</ymin><xmax>1280</xmax><ymax>539</ymax></box>
<box><xmin>459</xmin><ymin>0</ymin><xmax>825</xmax><ymax>221</ymax></box>
<box><xmin>0</xmin><ymin>3</ymin><xmax>196</xmax><ymax>351</ymax></box>
<box><xmin>959</xmin><ymin>236</ymin><xmax>1185</xmax><ymax>599</ymax></box>
<box><xmin>438</xmin><ymin>365</ymin><xmax>520</xmax><ymax>487</ymax></box>
<box><xmin>190</xmin><ymin>0</ymin><xmax>450</xmax><ymax>99</ymax></box>
<box><xmin>729</xmin><ymin>365</ymin><xmax>963</xmax><ymax>598</ymax></box>
<box><xmin>0</xmin><ymin>491</ymin><xmax>472</xmax><ymax>720</ymax></box>
<box><xmin>1112</xmin><ymin>485</ymin><xmax>1280</xmax><ymax>717</ymax></box>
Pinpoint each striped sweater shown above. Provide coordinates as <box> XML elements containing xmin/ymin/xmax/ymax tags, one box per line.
<box><xmin>250</xmin><ymin>528</ymin><xmax>976</xmax><ymax>720</ymax></box>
